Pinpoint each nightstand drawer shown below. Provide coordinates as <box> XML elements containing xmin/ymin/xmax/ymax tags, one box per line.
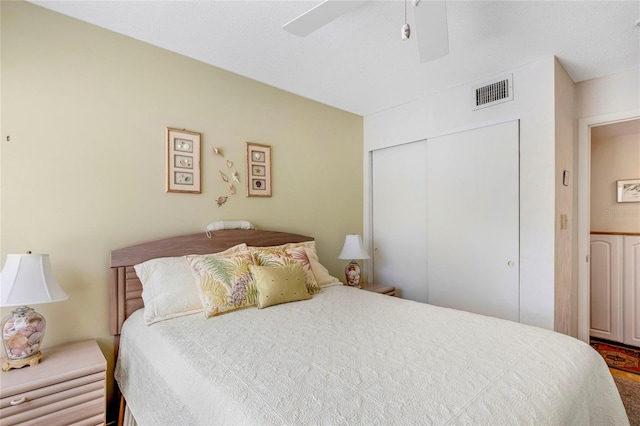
<box><xmin>0</xmin><ymin>371</ymin><xmax>104</xmax><ymax>425</ymax></box>
<box><xmin>0</xmin><ymin>340</ymin><xmax>106</xmax><ymax>426</ymax></box>
<box><xmin>15</xmin><ymin>398</ymin><xmax>105</xmax><ymax>426</ymax></box>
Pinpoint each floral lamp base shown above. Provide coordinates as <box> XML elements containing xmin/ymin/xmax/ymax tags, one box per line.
<box><xmin>344</xmin><ymin>260</ymin><xmax>362</xmax><ymax>288</ymax></box>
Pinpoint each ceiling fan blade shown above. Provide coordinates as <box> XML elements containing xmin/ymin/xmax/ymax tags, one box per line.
<box><xmin>283</xmin><ymin>0</ymin><xmax>370</xmax><ymax>37</ymax></box>
<box><xmin>413</xmin><ymin>0</ymin><xmax>449</xmax><ymax>62</ymax></box>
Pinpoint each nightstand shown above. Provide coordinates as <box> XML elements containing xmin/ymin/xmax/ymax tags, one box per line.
<box><xmin>0</xmin><ymin>339</ymin><xmax>106</xmax><ymax>425</ymax></box>
<box><xmin>361</xmin><ymin>283</ymin><xmax>396</xmax><ymax>296</ymax></box>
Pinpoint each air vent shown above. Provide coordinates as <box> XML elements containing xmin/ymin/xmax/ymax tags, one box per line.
<box><xmin>473</xmin><ymin>74</ymin><xmax>513</xmax><ymax>110</ymax></box>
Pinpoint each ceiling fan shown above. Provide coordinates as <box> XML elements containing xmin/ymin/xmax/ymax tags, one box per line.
<box><xmin>282</xmin><ymin>0</ymin><xmax>449</xmax><ymax>63</ymax></box>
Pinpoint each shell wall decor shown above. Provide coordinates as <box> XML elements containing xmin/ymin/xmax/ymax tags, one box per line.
<box><xmin>212</xmin><ymin>146</ymin><xmax>243</xmax><ymax>207</ymax></box>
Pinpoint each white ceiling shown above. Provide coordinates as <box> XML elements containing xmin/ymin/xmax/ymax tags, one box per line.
<box><xmin>30</xmin><ymin>0</ymin><xmax>640</xmax><ymax>116</ymax></box>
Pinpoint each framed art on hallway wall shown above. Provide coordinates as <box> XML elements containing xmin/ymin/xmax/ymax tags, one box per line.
<box><xmin>617</xmin><ymin>179</ymin><xmax>640</xmax><ymax>203</ymax></box>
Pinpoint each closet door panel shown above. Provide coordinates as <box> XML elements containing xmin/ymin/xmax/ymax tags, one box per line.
<box><xmin>372</xmin><ymin>141</ymin><xmax>428</xmax><ymax>302</ymax></box>
<box><xmin>623</xmin><ymin>236</ymin><xmax>640</xmax><ymax>347</ymax></box>
<box><xmin>426</xmin><ymin>121</ymin><xmax>520</xmax><ymax>321</ymax></box>
<box><xmin>589</xmin><ymin>235</ymin><xmax>623</xmax><ymax>342</ymax></box>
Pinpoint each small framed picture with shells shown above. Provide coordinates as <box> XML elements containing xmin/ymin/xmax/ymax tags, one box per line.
<box><xmin>166</xmin><ymin>128</ymin><xmax>201</xmax><ymax>193</ymax></box>
<box><xmin>245</xmin><ymin>142</ymin><xmax>271</xmax><ymax>197</ymax></box>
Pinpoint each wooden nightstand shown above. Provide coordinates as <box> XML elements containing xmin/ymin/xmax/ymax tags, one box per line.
<box><xmin>0</xmin><ymin>339</ymin><xmax>106</xmax><ymax>425</ymax></box>
<box><xmin>361</xmin><ymin>283</ymin><xmax>396</xmax><ymax>296</ymax></box>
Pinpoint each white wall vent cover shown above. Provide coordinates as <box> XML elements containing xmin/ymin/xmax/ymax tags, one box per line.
<box><xmin>473</xmin><ymin>74</ymin><xmax>513</xmax><ymax>110</ymax></box>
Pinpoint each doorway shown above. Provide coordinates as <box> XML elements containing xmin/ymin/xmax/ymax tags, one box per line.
<box><xmin>577</xmin><ymin>109</ymin><xmax>640</xmax><ymax>343</ymax></box>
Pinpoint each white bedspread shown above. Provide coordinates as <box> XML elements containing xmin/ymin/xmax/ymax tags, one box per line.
<box><xmin>115</xmin><ymin>286</ymin><xmax>628</xmax><ymax>425</ymax></box>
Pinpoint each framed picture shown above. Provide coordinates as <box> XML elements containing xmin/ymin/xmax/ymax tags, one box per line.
<box><xmin>166</xmin><ymin>128</ymin><xmax>201</xmax><ymax>193</ymax></box>
<box><xmin>245</xmin><ymin>142</ymin><xmax>271</xmax><ymax>197</ymax></box>
<box><xmin>617</xmin><ymin>179</ymin><xmax>640</xmax><ymax>203</ymax></box>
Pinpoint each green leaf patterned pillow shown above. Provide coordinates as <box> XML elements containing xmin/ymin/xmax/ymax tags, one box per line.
<box><xmin>186</xmin><ymin>251</ymin><xmax>257</xmax><ymax>317</ymax></box>
<box><xmin>249</xmin><ymin>246</ymin><xmax>321</xmax><ymax>294</ymax></box>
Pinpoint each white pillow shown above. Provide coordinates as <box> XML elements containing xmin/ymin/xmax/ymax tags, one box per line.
<box><xmin>305</xmin><ymin>247</ymin><xmax>343</xmax><ymax>287</ymax></box>
<box><xmin>134</xmin><ymin>243</ymin><xmax>248</xmax><ymax>325</ymax></box>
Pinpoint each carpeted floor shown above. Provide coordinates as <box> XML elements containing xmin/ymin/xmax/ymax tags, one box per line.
<box><xmin>590</xmin><ymin>339</ymin><xmax>640</xmax><ymax>424</ymax></box>
<box><xmin>612</xmin><ymin>370</ymin><xmax>640</xmax><ymax>426</ymax></box>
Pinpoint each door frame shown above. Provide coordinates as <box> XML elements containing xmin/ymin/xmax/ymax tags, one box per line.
<box><xmin>577</xmin><ymin>108</ymin><xmax>640</xmax><ymax>342</ymax></box>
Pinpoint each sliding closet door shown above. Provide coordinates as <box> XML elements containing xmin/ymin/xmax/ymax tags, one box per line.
<box><xmin>426</xmin><ymin>121</ymin><xmax>519</xmax><ymax>321</ymax></box>
<box><xmin>372</xmin><ymin>141</ymin><xmax>428</xmax><ymax>302</ymax></box>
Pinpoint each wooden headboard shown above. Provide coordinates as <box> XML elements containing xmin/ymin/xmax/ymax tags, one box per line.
<box><xmin>109</xmin><ymin>229</ymin><xmax>313</xmax><ymax>339</ymax></box>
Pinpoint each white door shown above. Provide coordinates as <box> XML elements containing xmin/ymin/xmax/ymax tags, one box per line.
<box><xmin>589</xmin><ymin>234</ymin><xmax>623</xmax><ymax>342</ymax></box>
<box><xmin>426</xmin><ymin>121</ymin><xmax>520</xmax><ymax>321</ymax></box>
<box><xmin>623</xmin><ymin>236</ymin><xmax>640</xmax><ymax>347</ymax></box>
<box><xmin>372</xmin><ymin>141</ymin><xmax>428</xmax><ymax>302</ymax></box>
<box><xmin>371</xmin><ymin>121</ymin><xmax>520</xmax><ymax>320</ymax></box>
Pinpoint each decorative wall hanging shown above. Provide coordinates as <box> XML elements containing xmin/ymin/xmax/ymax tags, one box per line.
<box><xmin>212</xmin><ymin>147</ymin><xmax>243</xmax><ymax>207</ymax></box>
<box><xmin>215</xmin><ymin>196</ymin><xmax>228</xmax><ymax>207</ymax></box>
<box><xmin>166</xmin><ymin>128</ymin><xmax>201</xmax><ymax>193</ymax></box>
<box><xmin>245</xmin><ymin>142</ymin><xmax>272</xmax><ymax>197</ymax></box>
<box><xmin>617</xmin><ymin>179</ymin><xmax>640</xmax><ymax>203</ymax></box>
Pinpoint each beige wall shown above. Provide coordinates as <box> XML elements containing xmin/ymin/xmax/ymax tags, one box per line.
<box><xmin>590</xmin><ymin>130</ymin><xmax>640</xmax><ymax>233</ymax></box>
<box><xmin>1</xmin><ymin>0</ymin><xmax>363</xmax><ymax>411</ymax></box>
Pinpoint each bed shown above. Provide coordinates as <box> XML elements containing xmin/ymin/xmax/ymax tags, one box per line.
<box><xmin>110</xmin><ymin>229</ymin><xmax>629</xmax><ymax>425</ymax></box>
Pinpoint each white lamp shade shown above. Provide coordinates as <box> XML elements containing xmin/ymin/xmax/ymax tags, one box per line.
<box><xmin>338</xmin><ymin>234</ymin><xmax>371</xmax><ymax>260</ymax></box>
<box><xmin>1</xmin><ymin>254</ymin><xmax>68</xmax><ymax>307</ymax></box>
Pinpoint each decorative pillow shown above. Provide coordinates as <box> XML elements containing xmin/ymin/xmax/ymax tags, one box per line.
<box><xmin>250</xmin><ymin>264</ymin><xmax>311</xmax><ymax>309</ymax></box>
<box><xmin>134</xmin><ymin>243</ymin><xmax>248</xmax><ymax>325</ymax></box>
<box><xmin>303</xmin><ymin>247</ymin><xmax>342</xmax><ymax>287</ymax></box>
<box><xmin>250</xmin><ymin>246</ymin><xmax>322</xmax><ymax>294</ymax></box>
<box><xmin>186</xmin><ymin>251</ymin><xmax>257</xmax><ymax>317</ymax></box>
<box><xmin>254</xmin><ymin>241</ymin><xmax>341</xmax><ymax>287</ymax></box>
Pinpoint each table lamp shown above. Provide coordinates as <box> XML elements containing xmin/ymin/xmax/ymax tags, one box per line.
<box><xmin>338</xmin><ymin>234</ymin><xmax>370</xmax><ymax>287</ymax></box>
<box><xmin>1</xmin><ymin>253</ymin><xmax>68</xmax><ymax>371</ymax></box>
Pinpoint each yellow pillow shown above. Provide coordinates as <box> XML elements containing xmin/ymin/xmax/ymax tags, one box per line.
<box><xmin>250</xmin><ymin>264</ymin><xmax>311</xmax><ymax>309</ymax></box>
